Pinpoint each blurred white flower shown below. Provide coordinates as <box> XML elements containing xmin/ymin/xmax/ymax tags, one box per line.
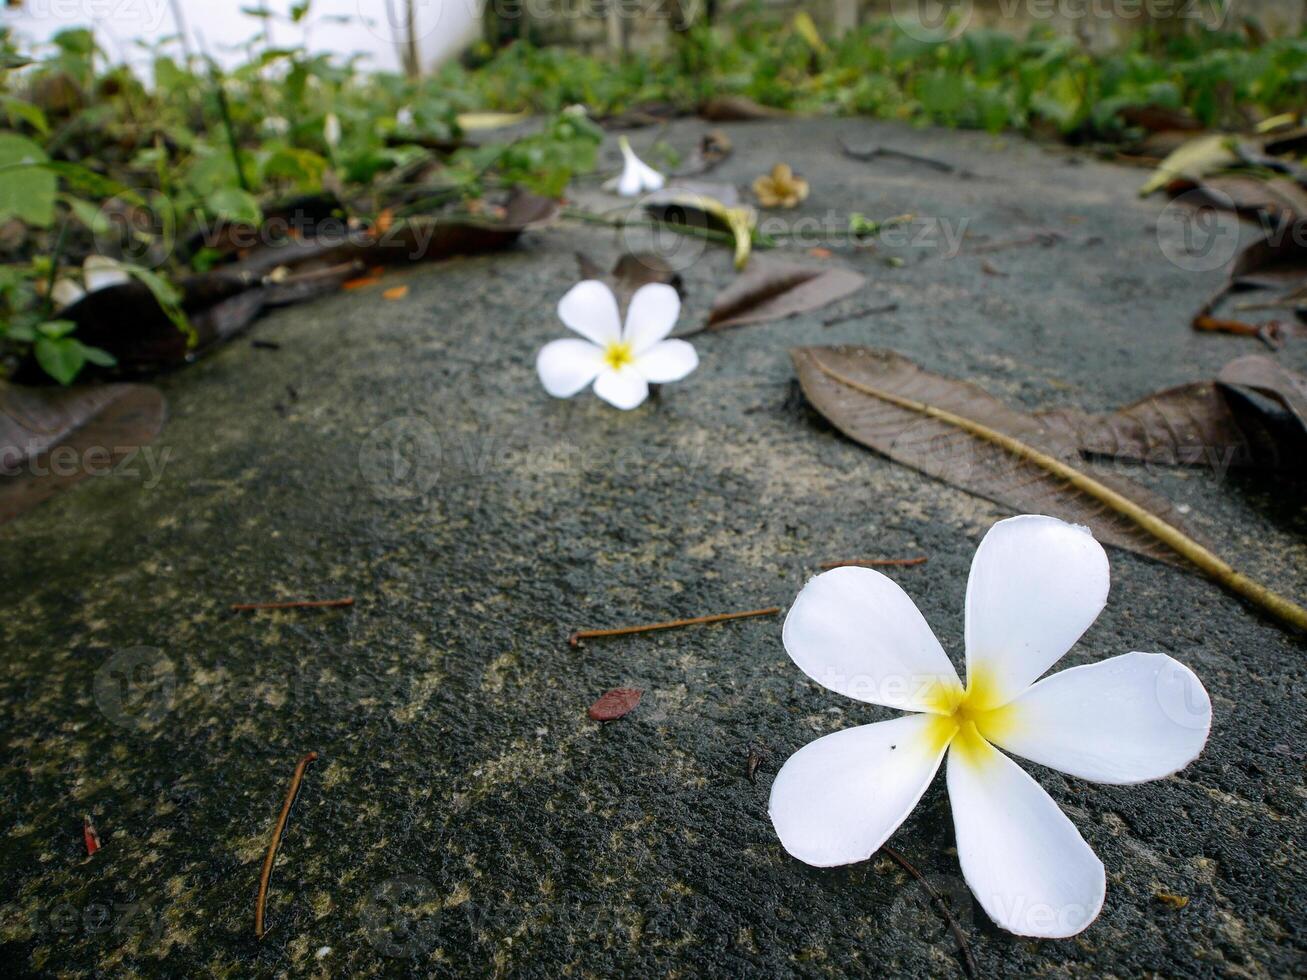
<box><xmin>262</xmin><ymin>116</ymin><xmax>290</xmax><ymax>137</ymax></box>
<box><xmin>82</xmin><ymin>256</ymin><xmax>130</xmax><ymax>292</ymax></box>
<box><xmin>537</xmin><ymin>280</ymin><xmax>697</xmax><ymax>411</ymax></box>
<box><xmin>396</xmin><ymin>106</ymin><xmax>414</xmax><ymax>128</ymax></box>
<box><xmin>608</xmin><ymin>136</ymin><xmax>664</xmax><ymax>197</ymax></box>
<box><xmin>324</xmin><ymin>112</ymin><xmax>341</xmax><ymax>149</ymax></box>
<box><xmin>50</xmin><ymin>278</ymin><xmax>85</xmax><ymax>309</ymax></box>
<box><xmin>770</xmin><ymin>515</ymin><xmax>1212</xmax><ymax>938</ymax></box>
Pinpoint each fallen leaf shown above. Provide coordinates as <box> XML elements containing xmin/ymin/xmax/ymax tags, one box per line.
<box><xmin>1037</xmin><ymin>369</ymin><xmax>1306</xmax><ymax>471</ymax></box>
<box><xmin>1118</xmin><ymin>104</ymin><xmax>1202</xmax><ymax>133</ymax></box>
<box><xmin>45</xmin><ymin>191</ymin><xmax>557</xmax><ymax>375</ymax></box>
<box><xmin>808</xmin><ymin>247</ymin><xmax>832</xmax><ymax>259</ymax></box>
<box><xmin>1154</xmin><ymin>892</ymin><xmax>1190</xmax><ymax>909</ymax></box>
<box><xmin>706</xmin><ymin>260</ymin><xmax>865</xmax><ymax>331</ymax></box>
<box><xmin>1140</xmin><ymin>134</ymin><xmax>1238</xmax><ymax>196</ymax></box>
<box><xmin>1218</xmin><ymin>354</ymin><xmax>1307</xmax><ymax>433</ymax></box>
<box><xmin>382</xmin><ymin>285</ymin><xmax>409</xmax><ymax>301</ymax></box>
<box><xmin>588</xmin><ymin>688</ymin><xmax>643</xmax><ymax>721</ymax></box>
<box><xmin>675</xmin><ymin>130</ymin><xmax>733</xmax><ymax>177</ymax></box>
<box><xmin>83</xmin><ymin>815</ymin><xmax>101</xmax><ymax>856</ymax></box>
<box><xmin>697</xmin><ymin>96</ymin><xmax>788</xmax><ymax>122</ymax></box>
<box><xmin>575</xmin><ymin>252</ymin><xmax>684</xmax><ymax>309</ymax></box>
<box><xmin>0</xmin><ymin>384</ymin><xmax>166</xmax><ymax>524</ymax></box>
<box><xmin>644</xmin><ymin>191</ymin><xmax>756</xmax><ymax>269</ymax></box>
<box><xmin>1174</xmin><ymin>174</ymin><xmax>1307</xmax><ymax>227</ymax></box>
<box><xmin>790</xmin><ymin>346</ymin><xmax>1195</xmax><ymax>563</ymax></box>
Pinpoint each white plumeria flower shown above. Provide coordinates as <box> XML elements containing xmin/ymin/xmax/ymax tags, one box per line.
<box><xmin>536</xmin><ymin>280</ymin><xmax>698</xmax><ymax>411</ymax></box>
<box><xmin>770</xmin><ymin>515</ymin><xmax>1211</xmax><ymax>939</ymax></box>
<box><xmin>323</xmin><ymin>112</ymin><xmax>342</xmax><ymax>149</ymax></box>
<box><xmin>610</xmin><ymin>136</ymin><xmax>665</xmax><ymax>197</ymax></box>
<box><xmin>82</xmin><ymin>255</ymin><xmax>130</xmax><ymax>292</ymax></box>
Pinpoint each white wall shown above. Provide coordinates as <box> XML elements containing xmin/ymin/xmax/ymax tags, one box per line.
<box><xmin>2</xmin><ymin>0</ymin><xmax>481</xmax><ymax>74</ymax></box>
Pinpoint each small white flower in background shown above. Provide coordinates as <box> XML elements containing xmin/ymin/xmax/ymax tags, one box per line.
<box><xmin>262</xmin><ymin>115</ymin><xmax>290</xmax><ymax>137</ymax></box>
<box><xmin>396</xmin><ymin>106</ymin><xmax>414</xmax><ymax>128</ymax></box>
<box><xmin>770</xmin><ymin>515</ymin><xmax>1211</xmax><ymax>939</ymax></box>
<box><xmin>536</xmin><ymin>280</ymin><xmax>698</xmax><ymax>411</ymax></box>
<box><xmin>323</xmin><ymin>112</ymin><xmax>341</xmax><ymax>149</ymax></box>
<box><xmin>82</xmin><ymin>255</ymin><xmax>130</xmax><ymax>292</ymax></box>
<box><xmin>608</xmin><ymin>135</ymin><xmax>664</xmax><ymax>197</ymax></box>
<box><xmin>50</xmin><ymin>278</ymin><xmax>85</xmax><ymax>309</ymax></box>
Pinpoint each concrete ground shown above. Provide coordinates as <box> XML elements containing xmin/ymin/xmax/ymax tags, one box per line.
<box><xmin>1</xmin><ymin>118</ymin><xmax>1304</xmax><ymax>977</ymax></box>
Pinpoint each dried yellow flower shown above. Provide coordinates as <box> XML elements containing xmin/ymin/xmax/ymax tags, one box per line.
<box><xmin>753</xmin><ymin>164</ymin><xmax>810</xmax><ymax>209</ymax></box>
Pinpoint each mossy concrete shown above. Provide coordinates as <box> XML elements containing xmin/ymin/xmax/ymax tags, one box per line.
<box><xmin>1</xmin><ymin>118</ymin><xmax>1304</xmax><ymax>977</ymax></box>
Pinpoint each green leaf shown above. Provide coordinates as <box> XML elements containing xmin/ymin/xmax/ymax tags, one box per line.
<box><xmin>1</xmin><ymin>96</ymin><xmax>49</xmax><ymax>134</ymax></box>
<box><xmin>34</xmin><ymin>336</ymin><xmax>85</xmax><ymax>385</ymax></box>
<box><xmin>79</xmin><ymin>342</ymin><xmax>118</xmax><ymax>368</ymax></box>
<box><xmin>63</xmin><ymin>195</ymin><xmax>112</xmax><ymax>234</ymax></box>
<box><xmin>36</xmin><ymin>319</ymin><xmax>77</xmax><ymax>339</ymax></box>
<box><xmin>206</xmin><ymin>186</ymin><xmax>263</xmax><ymax>225</ymax></box>
<box><xmin>122</xmin><ymin>263</ymin><xmax>195</xmax><ymax>347</ymax></box>
<box><xmin>0</xmin><ymin>132</ymin><xmax>56</xmax><ymax>227</ymax></box>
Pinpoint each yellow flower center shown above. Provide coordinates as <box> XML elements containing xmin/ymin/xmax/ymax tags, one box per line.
<box><xmin>921</xmin><ymin>666</ymin><xmax>1019</xmax><ymax>762</ymax></box>
<box><xmin>604</xmin><ymin>340</ymin><xmax>634</xmax><ymax>370</ymax></box>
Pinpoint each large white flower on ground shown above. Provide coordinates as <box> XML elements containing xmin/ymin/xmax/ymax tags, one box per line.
<box><xmin>770</xmin><ymin>514</ymin><xmax>1211</xmax><ymax>938</ymax></box>
<box><xmin>537</xmin><ymin>280</ymin><xmax>698</xmax><ymax>411</ymax></box>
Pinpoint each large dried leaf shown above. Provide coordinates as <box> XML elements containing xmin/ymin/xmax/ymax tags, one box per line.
<box><xmin>1219</xmin><ymin>354</ymin><xmax>1307</xmax><ymax>430</ymax></box>
<box><xmin>0</xmin><ymin>383</ymin><xmax>166</xmax><ymax>523</ymax></box>
<box><xmin>706</xmin><ymin>261</ymin><xmax>865</xmax><ymax>331</ymax></box>
<box><xmin>575</xmin><ymin>251</ymin><xmax>683</xmax><ymax>310</ymax></box>
<box><xmin>1177</xmin><ymin>175</ymin><xmax>1307</xmax><ymax>227</ymax></box>
<box><xmin>1037</xmin><ymin>377</ymin><xmax>1303</xmax><ymax>471</ymax></box>
<box><xmin>791</xmin><ymin>346</ymin><xmax>1197</xmax><ymax>563</ymax></box>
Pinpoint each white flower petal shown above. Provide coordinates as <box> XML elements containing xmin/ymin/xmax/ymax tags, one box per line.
<box><xmin>615</xmin><ymin>137</ymin><xmax>664</xmax><ymax>196</ymax></box>
<box><xmin>770</xmin><ymin>714</ymin><xmax>952</xmax><ymax>867</ymax></box>
<box><xmin>965</xmin><ymin>515</ymin><xmax>1109</xmax><ymax>708</ymax></box>
<box><xmin>986</xmin><ymin>652</ymin><xmax>1211</xmax><ymax>784</ymax></box>
<box><xmin>83</xmin><ymin>255</ymin><xmax>130</xmax><ymax>292</ymax></box>
<box><xmin>635</xmin><ymin>339</ymin><xmax>698</xmax><ymax>384</ymax></box>
<box><xmin>593</xmin><ymin>366</ymin><xmax>649</xmax><ymax>410</ymax></box>
<box><xmin>623</xmin><ymin>283</ymin><xmax>682</xmax><ymax>353</ymax></box>
<box><xmin>948</xmin><ymin>732</ymin><xmax>1105</xmax><ymax>938</ymax></box>
<box><xmin>558</xmin><ymin>280</ymin><xmax>621</xmax><ymax>346</ymax></box>
<box><xmin>783</xmin><ymin>567</ymin><xmax>963</xmax><ymax>712</ymax></box>
<box><xmin>536</xmin><ymin>338</ymin><xmax>605</xmax><ymax>398</ymax></box>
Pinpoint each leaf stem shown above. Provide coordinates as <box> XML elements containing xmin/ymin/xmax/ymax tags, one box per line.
<box><xmin>809</xmin><ymin>353</ymin><xmax>1307</xmax><ymax>632</ymax></box>
<box><xmin>820</xmin><ymin>557</ymin><xmax>927</xmax><ymax>569</ymax></box>
<box><xmin>569</xmin><ymin>606</ymin><xmax>780</xmax><ymax>647</ymax></box>
<box><xmin>881</xmin><ymin>845</ymin><xmax>978</xmax><ymax>980</ymax></box>
<box><xmin>255</xmin><ymin>751</ymin><xmax>318</xmax><ymax>939</ymax></box>
<box><xmin>232</xmin><ymin>598</ymin><xmax>355</xmax><ymax>612</ymax></box>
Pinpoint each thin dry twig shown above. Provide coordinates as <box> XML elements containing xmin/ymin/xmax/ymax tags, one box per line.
<box><xmin>569</xmin><ymin>607</ymin><xmax>780</xmax><ymax>647</ymax></box>
<box><xmin>822</xmin><ymin>303</ymin><xmax>899</xmax><ymax>327</ymax></box>
<box><xmin>820</xmin><ymin>557</ymin><xmax>928</xmax><ymax>570</ymax></box>
<box><xmin>808</xmin><ymin>352</ymin><xmax>1307</xmax><ymax>632</ymax></box>
<box><xmin>255</xmin><ymin>751</ymin><xmax>318</xmax><ymax>939</ymax></box>
<box><xmin>881</xmin><ymin>845</ymin><xmax>979</xmax><ymax>980</ymax></box>
<box><xmin>232</xmin><ymin>598</ymin><xmax>355</xmax><ymax>612</ymax></box>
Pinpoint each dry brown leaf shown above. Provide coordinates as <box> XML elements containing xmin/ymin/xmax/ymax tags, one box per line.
<box><xmin>706</xmin><ymin>261</ymin><xmax>865</xmax><ymax>331</ymax></box>
<box><xmin>697</xmin><ymin>96</ymin><xmax>788</xmax><ymax>122</ymax></box>
<box><xmin>587</xmin><ymin>688</ymin><xmax>643</xmax><ymax>721</ymax></box>
<box><xmin>382</xmin><ymin>285</ymin><xmax>409</xmax><ymax>301</ymax></box>
<box><xmin>790</xmin><ymin>346</ymin><xmax>1196</xmax><ymax>563</ymax></box>
<box><xmin>0</xmin><ymin>384</ymin><xmax>166</xmax><ymax>524</ymax></box>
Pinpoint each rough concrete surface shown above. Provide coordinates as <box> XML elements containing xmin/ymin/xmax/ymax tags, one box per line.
<box><xmin>1</xmin><ymin>118</ymin><xmax>1304</xmax><ymax>977</ymax></box>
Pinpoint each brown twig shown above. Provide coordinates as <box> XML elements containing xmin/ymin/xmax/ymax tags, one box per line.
<box><xmin>820</xmin><ymin>557</ymin><xmax>928</xmax><ymax>570</ymax></box>
<box><xmin>231</xmin><ymin>598</ymin><xmax>355</xmax><ymax>612</ymax></box>
<box><xmin>255</xmin><ymin>751</ymin><xmax>318</xmax><ymax>939</ymax></box>
<box><xmin>961</xmin><ymin>231</ymin><xmax>1063</xmax><ymax>255</ymax></box>
<box><xmin>882</xmin><ymin>845</ymin><xmax>979</xmax><ymax>980</ymax></box>
<box><xmin>822</xmin><ymin>303</ymin><xmax>899</xmax><ymax>327</ymax></box>
<box><xmin>569</xmin><ymin>607</ymin><xmax>780</xmax><ymax>647</ymax></box>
